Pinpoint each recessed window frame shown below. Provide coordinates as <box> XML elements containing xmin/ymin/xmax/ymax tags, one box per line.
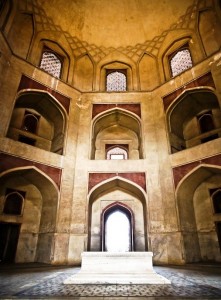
<box><xmin>39</xmin><ymin>46</ymin><xmax>63</xmax><ymax>78</ymax></box>
<box><xmin>168</xmin><ymin>43</ymin><xmax>193</xmax><ymax>77</ymax></box>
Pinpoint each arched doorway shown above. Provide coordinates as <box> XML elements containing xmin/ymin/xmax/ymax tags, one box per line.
<box><xmin>0</xmin><ymin>167</ymin><xmax>59</xmax><ymax>263</ymax></box>
<box><xmin>102</xmin><ymin>202</ymin><xmax>134</xmax><ymax>252</ymax></box>
<box><xmin>87</xmin><ymin>177</ymin><xmax>148</xmax><ymax>252</ymax></box>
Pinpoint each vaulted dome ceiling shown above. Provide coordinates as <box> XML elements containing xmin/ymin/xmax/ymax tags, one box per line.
<box><xmin>37</xmin><ymin>0</ymin><xmax>194</xmax><ymax>48</ymax></box>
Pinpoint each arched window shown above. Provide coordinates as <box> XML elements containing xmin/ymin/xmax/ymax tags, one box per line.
<box><xmin>106</xmin><ymin>146</ymin><xmax>128</xmax><ymax>160</ymax></box>
<box><xmin>3</xmin><ymin>189</ymin><xmax>25</xmax><ymax>215</ymax></box>
<box><xmin>22</xmin><ymin>111</ymin><xmax>39</xmax><ymax>134</ymax></box>
<box><xmin>40</xmin><ymin>49</ymin><xmax>62</xmax><ymax>78</ymax></box>
<box><xmin>211</xmin><ymin>189</ymin><xmax>221</xmax><ymax>214</ymax></box>
<box><xmin>169</xmin><ymin>46</ymin><xmax>192</xmax><ymax>77</ymax></box>
<box><xmin>106</xmin><ymin>71</ymin><xmax>126</xmax><ymax>91</ymax></box>
<box><xmin>198</xmin><ymin>111</ymin><xmax>215</xmax><ymax>133</ymax></box>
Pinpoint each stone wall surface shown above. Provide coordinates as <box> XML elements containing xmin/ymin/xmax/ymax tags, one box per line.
<box><xmin>0</xmin><ymin>0</ymin><xmax>221</xmax><ymax>265</ymax></box>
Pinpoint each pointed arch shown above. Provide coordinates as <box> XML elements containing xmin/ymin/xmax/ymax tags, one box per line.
<box><xmin>138</xmin><ymin>52</ymin><xmax>159</xmax><ymax>90</ymax></box>
<box><xmin>7</xmin><ymin>12</ymin><xmax>34</xmax><ymax>59</ymax></box>
<box><xmin>74</xmin><ymin>54</ymin><xmax>94</xmax><ymax>91</ymax></box>
<box><xmin>166</xmin><ymin>88</ymin><xmax>221</xmax><ymax>153</ymax></box>
<box><xmin>175</xmin><ymin>164</ymin><xmax>221</xmax><ymax>263</ymax></box>
<box><xmin>101</xmin><ymin>201</ymin><xmax>135</xmax><ymax>252</ymax></box>
<box><xmin>95</xmin><ymin>50</ymin><xmax>137</xmax><ymax>91</ymax></box>
<box><xmin>88</xmin><ymin>175</ymin><xmax>147</xmax><ymax>204</ymax></box>
<box><xmin>0</xmin><ymin>166</ymin><xmax>59</xmax><ymax>263</ymax></box>
<box><xmin>87</xmin><ymin>175</ymin><xmax>148</xmax><ymax>252</ymax></box>
<box><xmin>158</xmin><ymin>31</ymin><xmax>204</xmax><ymax>82</ymax></box>
<box><xmin>91</xmin><ymin>107</ymin><xmax>143</xmax><ymax>159</ymax></box>
<box><xmin>28</xmin><ymin>33</ymin><xmax>73</xmax><ymax>82</ymax></box>
<box><xmin>7</xmin><ymin>90</ymin><xmax>68</xmax><ymax>154</ymax></box>
<box><xmin>198</xmin><ymin>8</ymin><xmax>221</xmax><ymax>56</ymax></box>
<box><xmin>0</xmin><ymin>165</ymin><xmax>59</xmax><ymax>193</ymax></box>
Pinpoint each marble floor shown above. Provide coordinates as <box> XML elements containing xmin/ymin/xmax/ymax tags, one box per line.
<box><xmin>0</xmin><ymin>263</ymin><xmax>221</xmax><ymax>299</ymax></box>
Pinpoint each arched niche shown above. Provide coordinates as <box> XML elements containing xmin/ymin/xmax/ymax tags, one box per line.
<box><xmin>198</xmin><ymin>9</ymin><xmax>221</xmax><ymax>57</ymax></box>
<box><xmin>74</xmin><ymin>54</ymin><xmax>94</xmax><ymax>91</ymax></box>
<box><xmin>7</xmin><ymin>12</ymin><xmax>34</xmax><ymax>59</ymax></box>
<box><xmin>101</xmin><ymin>202</ymin><xmax>134</xmax><ymax>252</ymax></box>
<box><xmin>7</xmin><ymin>90</ymin><xmax>67</xmax><ymax>154</ymax></box>
<box><xmin>29</xmin><ymin>37</ymin><xmax>72</xmax><ymax>82</ymax></box>
<box><xmin>138</xmin><ymin>53</ymin><xmax>159</xmax><ymax>91</ymax></box>
<box><xmin>100</xmin><ymin>61</ymin><xmax>133</xmax><ymax>92</ymax></box>
<box><xmin>96</xmin><ymin>49</ymin><xmax>137</xmax><ymax>91</ymax></box>
<box><xmin>167</xmin><ymin>88</ymin><xmax>221</xmax><ymax>153</ymax></box>
<box><xmin>159</xmin><ymin>31</ymin><xmax>203</xmax><ymax>82</ymax></box>
<box><xmin>0</xmin><ymin>167</ymin><xmax>59</xmax><ymax>263</ymax></box>
<box><xmin>87</xmin><ymin>177</ymin><xmax>148</xmax><ymax>252</ymax></box>
<box><xmin>176</xmin><ymin>164</ymin><xmax>221</xmax><ymax>263</ymax></box>
<box><xmin>91</xmin><ymin>108</ymin><xmax>143</xmax><ymax>160</ymax></box>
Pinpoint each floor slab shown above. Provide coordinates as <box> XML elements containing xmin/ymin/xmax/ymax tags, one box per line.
<box><xmin>0</xmin><ymin>263</ymin><xmax>221</xmax><ymax>299</ymax></box>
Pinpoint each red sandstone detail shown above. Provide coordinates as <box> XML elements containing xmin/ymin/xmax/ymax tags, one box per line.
<box><xmin>18</xmin><ymin>75</ymin><xmax>70</xmax><ymax>113</ymax></box>
<box><xmin>162</xmin><ymin>72</ymin><xmax>215</xmax><ymax>111</ymax></box>
<box><xmin>173</xmin><ymin>154</ymin><xmax>221</xmax><ymax>188</ymax></box>
<box><xmin>0</xmin><ymin>152</ymin><xmax>62</xmax><ymax>188</ymax></box>
<box><xmin>88</xmin><ymin>172</ymin><xmax>146</xmax><ymax>192</ymax></box>
<box><xmin>92</xmin><ymin>104</ymin><xmax>141</xmax><ymax>119</ymax></box>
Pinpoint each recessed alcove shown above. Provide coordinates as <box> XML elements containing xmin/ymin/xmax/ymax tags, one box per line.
<box><xmin>176</xmin><ymin>165</ymin><xmax>221</xmax><ymax>263</ymax></box>
<box><xmin>167</xmin><ymin>89</ymin><xmax>221</xmax><ymax>153</ymax></box>
<box><xmin>87</xmin><ymin>177</ymin><xmax>147</xmax><ymax>252</ymax></box>
<box><xmin>0</xmin><ymin>167</ymin><xmax>58</xmax><ymax>263</ymax></box>
<box><xmin>7</xmin><ymin>91</ymin><xmax>67</xmax><ymax>154</ymax></box>
<box><xmin>91</xmin><ymin>108</ymin><xmax>143</xmax><ymax>160</ymax></box>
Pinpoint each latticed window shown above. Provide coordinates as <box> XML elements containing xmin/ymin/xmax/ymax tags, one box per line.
<box><xmin>40</xmin><ymin>50</ymin><xmax>62</xmax><ymax>78</ymax></box>
<box><xmin>106</xmin><ymin>146</ymin><xmax>128</xmax><ymax>160</ymax></box>
<box><xmin>106</xmin><ymin>71</ymin><xmax>126</xmax><ymax>91</ymax></box>
<box><xmin>170</xmin><ymin>48</ymin><xmax>192</xmax><ymax>77</ymax></box>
